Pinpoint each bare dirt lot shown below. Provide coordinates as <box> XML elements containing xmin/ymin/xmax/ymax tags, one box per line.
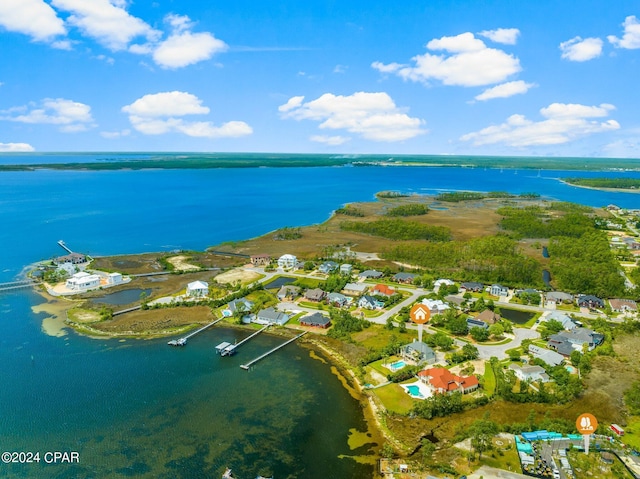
<box><xmin>214</xmin><ymin>268</ymin><xmax>262</xmax><ymax>285</ymax></box>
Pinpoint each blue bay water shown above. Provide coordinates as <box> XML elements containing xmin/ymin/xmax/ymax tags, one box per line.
<box><xmin>1</xmin><ymin>155</ymin><xmax>640</xmax><ymax>478</ymax></box>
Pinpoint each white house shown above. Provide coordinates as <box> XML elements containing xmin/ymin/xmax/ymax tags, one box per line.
<box><xmin>108</xmin><ymin>272</ymin><xmax>123</xmax><ymax>285</ymax></box>
<box><xmin>277</xmin><ymin>254</ymin><xmax>297</xmax><ymax>269</ymax></box>
<box><xmin>421</xmin><ymin>298</ymin><xmax>450</xmax><ymax>315</ymax></box>
<box><xmin>509</xmin><ymin>364</ymin><xmax>550</xmax><ymax>383</ymax></box>
<box><xmin>186</xmin><ymin>280</ymin><xmax>209</xmax><ymax>298</ymax></box>
<box><xmin>490</xmin><ymin>284</ymin><xmax>509</xmax><ymax>297</ymax></box>
<box><xmin>66</xmin><ymin>271</ymin><xmax>101</xmax><ymax>291</ymax></box>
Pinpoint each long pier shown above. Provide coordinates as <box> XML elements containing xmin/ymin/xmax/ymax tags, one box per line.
<box><xmin>240</xmin><ymin>331</ymin><xmax>307</xmax><ymax>370</ymax></box>
<box><xmin>0</xmin><ymin>280</ymin><xmax>36</xmax><ymax>292</ymax></box>
<box><xmin>57</xmin><ymin>240</ymin><xmax>73</xmax><ymax>254</ymax></box>
<box><xmin>218</xmin><ymin>324</ymin><xmax>270</xmax><ymax>356</ymax></box>
<box><xmin>167</xmin><ymin>317</ymin><xmax>225</xmax><ymax>346</ymax></box>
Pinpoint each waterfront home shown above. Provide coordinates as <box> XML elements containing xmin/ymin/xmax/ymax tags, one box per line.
<box><xmin>65</xmin><ymin>271</ymin><xmax>101</xmax><ymax>291</ymax></box>
<box><xmin>490</xmin><ymin>284</ymin><xmax>509</xmax><ymax>297</ymax></box>
<box><xmin>609</xmin><ymin>298</ymin><xmax>638</xmax><ymax>312</ymax></box>
<box><xmin>186</xmin><ymin>280</ymin><xmax>209</xmax><ymax>298</ymax></box>
<box><xmin>528</xmin><ymin>345</ymin><xmax>565</xmax><ymax>367</ymax></box>
<box><xmin>318</xmin><ymin>261</ymin><xmax>339</xmax><ymax>274</ymax></box>
<box><xmin>545</xmin><ymin>291</ymin><xmax>574</xmax><ymax>304</ymax></box>
<box><xmin>358</xmin><ymin>295</ymin><xmax>384</xmax><ymax>310</ymax></box>
<box><xmin>54</xmin><ymin>252</ymin><xmax>87</xmax><ymax>265</ymax></box>
<box><xmin>255</xmin><ymin>308</ymin><xmax>290</xmax><ymax>326</ymax></box>
<box><xmin>542</xmin><ymin>311</ymin><xmax>576</xmax><ymax>330</ymax></box>
<box><xmin>393</xmin><ymin>272</ymin><xmax>416</xmax><ymax>284</ymax></box>
<box><xmin>250</xmin><ymin>254</ymin><xmax>271</xmax><ymax>266</ymax></box>
<box><xmin>327</xmin><ymin>292</ymin><xmax>351</xmax><ymax>307</ymax></box>
<box><xmin>358</xmin><ymin>270</ymin><xmax>383</xmax><ymax>280</ymax></box>
<box><xmin>461</xmin><ymin>281</ymin><xmax>483</xmax><ymax>292</ymax></box>
<box><xmin>548</xmin><ymin>327</ymin><xmax>604</xmax><ymax>354</ymax></box>
<box><xmin>304</xmin><ymin>288</ymin><xmax>326</xmax><ymax>302</ymax></box>
<box><xmin>107</xmin><ymin>272</ymin><xmax>124</xmax><ymax>285</ymax></box>
<box><xmin>226</xmin><ymin>298</ymin><xmax>254</xmax><ymax>315</ymax></box>
<box><xmin>401</xmin><ymin>340</ymin><xmax>436</xmax><ymax>365</ymax></box>
<box><xmin>277</xmin><ymin>285</ymin><xmax>300</xmax><ymax>301</ymax></box>
<box><xmin>417</xmin><ymin>367</ymin><xmax>479</xmax><ymax>395</ymax></box>
<box><xmin>342</xmin><ymin>282</ymin><xmax>368</xmax><ymax>296</ymax></box>
<box><xmin>421</xmin><ymin>298</ymin><xmax>450</xmax><ymax>315</ymax></box>
<box><xmin>474</xmin><ymin>309</ymin><xmax>501</xmax><ymax>324</ymax></box>
<box><xmin>277</xmin><ymin>254</ymin><xmax>297</xmax><ymax>269</ymax></box>
<box><xmin>576</xmin><ymin>295</ymin><xmax>605</xmax><ymax>309</ymax></box>
<box><xmin>371</xmin><ymin>284</ymin><xmax>395</xmax><ymax>297</ymax></box>
<box><xmin>339</xmin><ymin>264</ymin><xmax>353</xmax><ymax>275</ymax></box>
<box><xmin>299</xmin><ymin>312</ymin><xmax>331</xmax><ymax>328</ymax></box>
<box><xmin>509</xmin><ymin>364</ymin><xmax>550</xmax><ymax>383</ymax></box>
<box><xmin>57</xmin><ymin>262</ymin><xmax>77</xmax><ymax>276</ymax></box>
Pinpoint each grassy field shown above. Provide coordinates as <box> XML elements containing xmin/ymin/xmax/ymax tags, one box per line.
<box><xmin>372</xmin><ymin>383</ymin><xmax>415</xmax><ymax>414</ymax></box>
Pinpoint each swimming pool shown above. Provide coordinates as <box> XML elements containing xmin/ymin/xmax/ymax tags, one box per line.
<box><xmin>389</xmin><ymin>360</ymin><xmax>406</xmax><ymax>371</ymax></box>
<box><xmin>406</xmin><ymin>385</ymin><xmax>424</xmax><ymax>398</ymax></box>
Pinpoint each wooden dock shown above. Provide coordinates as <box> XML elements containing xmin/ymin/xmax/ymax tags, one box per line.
<box><xmin>167</xmin><ymin>317</ymin><xmax>224</xmax><ymax>346</ymax></box>
<box><xmin>0</xmin><ymin>280</ymin><xmax>36</xmax><ymax>293</ymax></box>
<box><xmin>218</xmin><ymin>324</ymin><xmax>270</xmax><ymax>356</ymax></box>
<box><xmin>57</xmin><ymin>240</ymin><xmax>73</xmax><ymax>253</ymax></box>
<box><xmin>240</xmin><ymin>331</ymin><xmax>307</xmax><ymax>370</ymax></box>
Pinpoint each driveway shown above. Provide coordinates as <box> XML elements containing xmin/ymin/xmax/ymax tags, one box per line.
<box><xmin>474</xmin><ymin>327</ymin><xmax>540</xmax><ymax>360</ymax></box>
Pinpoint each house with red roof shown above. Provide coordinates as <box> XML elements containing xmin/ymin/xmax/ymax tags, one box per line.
<box><xmin>371</xmin><ymin>284</ymin><xmax>396</xmax><ymax>297</ymax></box>
<box><xmin>417</xmin><ymin>367</ymin><xmax>479</xmax><ymax>395</ymax></box>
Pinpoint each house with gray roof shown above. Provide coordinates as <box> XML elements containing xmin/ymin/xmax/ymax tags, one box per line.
<box><xmin>528</xmin><ymin>344</ymin><xmax>565</xmax><ymax>367</ymax></box>
<box><xmin>509</xmin><ymin>364</ymin><xmax>550</xmax><ymax>383</ymax></box>
<box><xmin>576</xmin><ymin>295</ymin><xmax>605</xmax><ymax>309</ymax></box>
<box><xmin>490</xmin><ymin>284</ymin><xmax>509</xmax><ymax>297</ymax></box>
<box><xmin>299</xmin><ymin>312</ymin><xmax>331</xmax><ymax>328</ymax></box>
<box><xmin>318</xmin><ymin>261</ymin><xmax>339</xmax><ymax>274</ymax></box>
<box><xmin>327</xmin><ymin>292</ymin><xmax>351</xmax><ymax>307</ymax></box>
<box><xmin>401</xmin><ymin>340</ymin><xmax>436</xmax><ymax>365</ymax></box>
<box><xmin>358</xmin><ymin>270</ymin><xmax>384</xmax><ymax>280</ymax></box>
<box><xmin>339</xmin><ymin>264</ymin><xmax>353</xmax><ymax>275</ymax></box>
<box><xmin>226</xmin><ymin>298</ymin><xmax>254</xmax><ymax>315</ymax></box>
<box><xmin>304</xmin><ymin>288</ymin><xmax>326</xmax><ymax>302</ymax></box>
<box><xmin>548</xmin><ymin>327</ymin><xmax>604</xmax><ymax>354</ymax></box>
<box><xmin>461</xmin><ymin>281</ymin><xmax>484</xmax><ymax>292</ymax></box>
<box><xmin>542</xmin><ymin>311</ymin><xmax>576</xmax><ymax>330</ymax></box>
<box><xmin>255</xmin><ymin>307</ymin><xmax>290</xmax><ymax>326</ymax></box>
<box><xmin>545</xmin><ymin>291</ymin><xmax>573</xmax><ymax>304</ymax></box>
<box><xmin>393</xmin><ymin>272</ymin><xmax>416</xmax><ymax>284</ymax></box>
<box><xmin>358</xmin><ymin>295</ymin><xmax>384</xmax><ymax>310</ymax></box>
<box><xmin>466</xmin><ymin>318</ymin><xmax>487</xmax><ymax>330</ymax></box>
<box><xmin>342</xmin><ymin>282</ymin><xmax>368</xmax><ymax>296</ymax></box>
<box><xmin>277</xmin><ymin>285</ymin><xmax>301</xmax><ymax>301</ymax></box>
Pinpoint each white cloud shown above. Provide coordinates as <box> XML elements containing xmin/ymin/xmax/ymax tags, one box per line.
<box><xmin>474</xmin><ymin>80</ymin><xmax>535</xmax><ymax>101</ymax></box>
<box><xmin>0</xmin><ymin>142</ymin><xmax>35</xmax><ymax>152</ymax></box>
<box><xmin>372</xmin><ymin>32</ymin><xmax>521</xmax><ymax>87</ymax></box>
<box><xmin>333</xmin><ymin>64</ymin><xmax>347</xmax><ymax>74</ymax></box>
<box><xmin>0</xmin><ymin>0</ymin><xmax>66</xmax><ymax>42</ymax></box>
<box><xmin>51</xmin><ymin>0</ymin><xmax>160</xmax><ymax>51</ymax></box>
<box><xmin>279</xmin><ymin>91</ymin><xmax>426</xmax><ymax>142</ymax></box>
<box><xmin>122</xmin><ymin>91</ymin><xmax>252</xmax><ymax>139</ymax></box>
<box><xmin>478</xmin><ymin>28</ymin><xmax>520</xmax><ymax>45</ymax></box>
<box><xmin>560</xmin><ymin>36</ymin><xmax>603</xmax><ymax>61</ymax></box>
<box><xmin>0</xmin><ymin>98</ymin><xmax>95</xmax><ymax>132</ymax></box>
<box><xmin>100</xmin><ymin>129</ymin><xmax>130</xmax><ymax>139</ymax></box>
<box><xmin>310</xmin><ymin>135</ymin><xmax>350</xmax><ymax>145</ymax></box>
<box><xmin>153</xmin><ymin>31</ymin><xmax>227</xmax><ymax>69</ymax></box>
<box><xmin>608</xmin><ymin>15</ymin><xmax>640</xmax><ymax>49</ymax></box>
<box><xmin>460</xmin><ymin>102</ymin><xmax>620</xmax><ymax>147</ymax></box>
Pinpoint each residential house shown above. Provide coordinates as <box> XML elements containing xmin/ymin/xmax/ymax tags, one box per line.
<box><xmin>509</xmin><ymin>364</ymin><xmax>550</xmax><ymax>383</ymax></box>
<box><xmin>371</xmin><ymin>284</ymin><xmax>396</xmax><ymax>297</ymax></box>
<box><xmin>545</xmin><ymin>291</ymin><xmax>573</xmax><ymax>304</ymax></box>
<box><xmin>609</xmin><ymin>298</ymin><xmax>638</xmax><ymax>312</ymax></box>
<box><xmin>421</xmin><ymin>298</ymin><xmax>450</xmax><ymax>315</ymax></box>
<box><xmin>461</xmin><ymin>281</ymin><xmax>484</xmax><ymax>292</ymax></box>
<box><xmin>327</xmin><ymin>292</ymin><xmax>351</xmax><ymax>307</ymax></box>
<box><xmin>54</xmin><ymin>252</ymin><xmax>87</xmax><ymax>265</ymax></box>
<box><xmin>299</xmin><ymin>312</ymin><xmax>331</xmax><ymax>328</ymax></box>
<box><xmin>490</xmin><ymin>284</ymin><xmax>509</xmax><ymax>297</ymax></box>
<box><xmin>255</xmin><ymin>307</ymin><xmax>290</xmax><ymax>326</ymax></box>
<box><xmin>339</xmin><ymin>264</ymin><xmax>353</xmax><ymax>276</ymax></box>
<box><xmin>528</xmin><ymin>345</ymin><xmax>565</xmax><ymax>367</ymax></box>
<box><xmin>250</xmin><ymin>254</ymin><xmax>271</xmax><ymax>266</ymax></box>
<box><xmin>393</xmin><ymin>272</ymin><xmax>416</xmax><ymax>284</ymax></box>
<box><xmin>358</xmin><ymin>270</ymin><xmax>384</xmax><ymax>280</ymax></box>
<box><xmin>57</xmin><ymin>262</ymin><xmax>77</xmax><ymax>276</ymax></box>
<box><xmin>107</xmin><ymin>272</ymin><xmax>123</xmax><ymax>285</ymax></box>
<box><xmin>548</xmin><ymin>327</ymin><xmax>604</xmax><ymax>354</ymax></box>
<box><xmin>342</xmin><ymin>282</ymin><xmax>369</xmax><ymax>296</ymax></box>
<box><xmin>318</xmin><ymin>261</ymin><xmax>339</xmax><ymax>274</ymax></box>
<box><xmin>186</xmin><ymin>280</ymin><xmax>209</xmax><ymax>298</ymax></box>
<box><xmin>304</xmin><ymin>288</ymin><xmax>326</xmax><ymax>302</ymax></box>
<box><xmin>434</xmin><ymin>279</ymin><xmax>455</xmax><ymax>289</ymax></box>
<box><xmin>277</xmin><ymin>285</ymin><xmax>300</xmax><ymax>301</ymax></box>
<box><xmin>277</xmin><ymin>254</ymin><xmax>297</xmax><ymax>269</ymax></box>
<box><xmin>66</xmin><ymin>271</ymin><xmax>101</xmax><ymax>291</ymax></box>
<box><xmin>466</xmin><ymin>318</ymin><xmax>488</xmax><ymax>330</ymax></box>
<box><xmin>542</xmin><ymin>311</ymin><xmax>576</xmax><ymax>330</ymax></box>
<box><xmin>576</xmin><ymin>295</ymin><xmax>605</xmax><ymax>309</ymax></box>
<box><xmin>401</xmin><ymin>340</ymin><xmax>436</xmax><ymax>364</ymax></box>
<box><xmin>474</xmin><ymin>309</ymin><xmax>501</xmax><ymax>325</ymax></box>
<box><xmin>417</xmin><ymin>367</ymin><xmax>479</xmax><ymax>395</ymax></box>
<box><xmin>358</xmin><ymin>295</ymin><xmax>384</xmax><ymax>310</ymax></box>
<box><xmin>226</xmin><ymin>298</ymin><xmax>254</xmax><ymax>315</ymax></box>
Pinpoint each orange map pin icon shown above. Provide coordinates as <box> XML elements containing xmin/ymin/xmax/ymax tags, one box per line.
<box><xmin>576</xmin><ymin>413</ymin><xmax>598</xmax><ymax>434</ymax></box>
<box><xmin>410</xmin><ymin>303</ymin><xmax>431</xmax><ymax>324</ymax></box>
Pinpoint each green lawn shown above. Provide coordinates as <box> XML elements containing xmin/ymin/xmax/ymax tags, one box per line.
<box><xmin>621</xmin><ymin>416</ymin><xmax>640</xmax><ymax>450</ymax></box>
<box><xmin>475</xmin><ymin>437</ymin><xmax>521</xmax><ymax>473</ymax></box>
<box><xmin>372</xmin><ymin>383</ymin><xmax>415</xmax><ymax>414</ymax></box>
<box><xmin>483</xmin><ymin>361</ymin><xmax>496</xmax><ymax>396</ymax></box>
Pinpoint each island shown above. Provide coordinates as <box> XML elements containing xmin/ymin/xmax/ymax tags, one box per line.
<box><xmin>27</xmin><ymin>192</ymin><xmax>640</xmax><ymax>479</ymax></box>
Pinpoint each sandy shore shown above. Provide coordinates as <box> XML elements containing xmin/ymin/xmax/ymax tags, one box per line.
<box><xmin>559</xmin><ymin>179</ymin><xmax>640</xmax><ymax>194</ymax></box>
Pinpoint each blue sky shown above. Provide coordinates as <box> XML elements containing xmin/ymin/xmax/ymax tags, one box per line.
<box><xmin>1</xmin><ymin>0</ymin><xmax>640</xmax><ymax>157</ymax></box>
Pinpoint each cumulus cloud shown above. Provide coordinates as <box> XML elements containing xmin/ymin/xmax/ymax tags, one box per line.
<box><xmin>310</xmin><ymin>135</ymin><xmax>350</xmax><ymax>146</ymax></box>
<box><xmin>560</xmin><ymin>36</ymin><xmax>603</xmax><ymax>61</ymax></box>
<box><xmin>279</xmin><ymin>91</ymin><xmax>426</xmax><ymax>142</ymax></box>
<box><xmin>0</xmin><ymin>0</ymin><xmax>66</xmax><ymax>42</ymax></box>
<box><xmin>0</xmin><ymin>142</ymin><xmax>35</xmax><ymax>152</ymax></box>
<box><xmin>122</xmin><ymin>91</ymin><xmax>252</xmax><ymax>139</ymax></box>
<box><xmin>372</xmin><ymin>32</ymin><xmax>521</xmax><ymax>87</ymax></box>
<box><xmin>100</xmin><ymin>129</ymin><xmax>130</xmax><ymax>139</ymax></box>
<box><xmin>474</xmin><ymin>80</ymin><xmax>535</xmax><ymax>101</ymax></box>
<box><xmin>478</xmin><ymin>28</ymin><xmax>520</xmax><ymax>45</ymax></box>
<box><xmin>460</xmin><ymin>102</ymin><xmax>619</xmax><ymax>147</ymax></box>
<box><xmin>608</xmin><ymin>15</ymin><xmax>640</xmax><ymax>49</ymax></box>
<box><xmin>0</xmin><ymin>98</ymin><xmax>95</xmax><ymax>132</ymax></box>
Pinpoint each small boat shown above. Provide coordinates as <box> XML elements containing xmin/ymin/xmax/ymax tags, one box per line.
<box><xmin>222</xmin><ymin>468</ymin><xmax>234</xmax><ymax>478</ymax></box>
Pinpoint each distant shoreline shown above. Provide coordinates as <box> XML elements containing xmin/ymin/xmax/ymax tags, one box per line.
<box><xmin>559</xmin><ymin>179</ymin><xmax>640</xmax><ymax>194</ymax></box>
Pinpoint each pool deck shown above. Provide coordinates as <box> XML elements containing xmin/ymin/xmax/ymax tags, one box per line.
<box><xmin>401</xmin><ymin>380</ymin><xmax>433</xmax><ymax>400</ymax></box>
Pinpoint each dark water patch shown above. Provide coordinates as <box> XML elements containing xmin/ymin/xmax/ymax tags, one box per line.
<box><xmin>263</xmin><ymin>276</ymin><xmax>296</xmax><ymax>289</ymax></box>
<box><xmin>543</xmin><ymin>269</ymin><xmax>551</xmax><ymax>287</ymax></box>
<box><xmin>500</xmin><ymin>308</ymin><xmax>535</xmax><ymax>324</ymax></box>
<box><xmin>117</xmin><ymin>462</ymin><xmax>151</xmax><ymax>476</ymax></box>
<box><xmin>92</xmin><ymin>288</ymin><xmax>152</xmax><ymax>305</ymax></box>
<box><xmin>542</xmin><ymin>246</ymin><xmax>549</xmax><ymax>258</ymax></box>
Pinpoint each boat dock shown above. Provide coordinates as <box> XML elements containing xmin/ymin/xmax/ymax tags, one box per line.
<box><xmin>57</xmin><ymin>240</ymin><xmax>73</xmax><ymax>254</ymax></box>
<box><xmin>167</xmin><ymin>317</ymin><xmax>224</xmax><ymax>346</ymax></box>
<box><xmin>0</xmin><ymin>280</ymin><xmax>36</xmax><ymax>293</ymax></box>
<box><xmin>240</xmin><ymin>331</ymin><xmax>307</xmax><ymax>370</ymax></box>
<box><xmin>216</xmin><ymin>324</ymin><xmax>270</xmax><ymax>356</ymax></box>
